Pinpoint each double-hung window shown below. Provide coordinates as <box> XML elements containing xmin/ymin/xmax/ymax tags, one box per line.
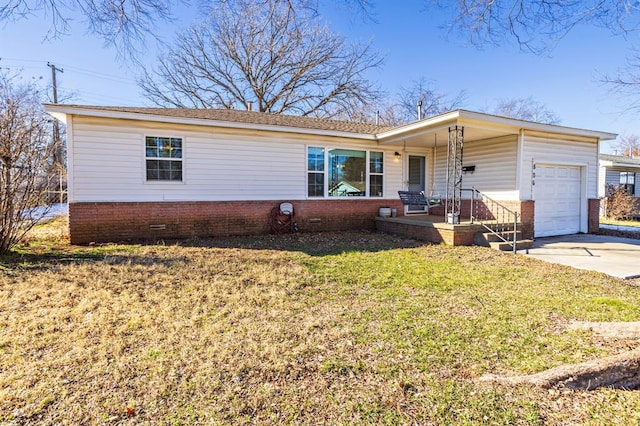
<box><xmin>145</xmin><ymin>136</ymin><xmax>183</xmax><ymax>181</ymax></box>
<box><xmin>307</xmin><ymin>147</ymin><xmax>325</xmax><ymax>196</ymax></box>
<box><xmin>307</xmin><ymin>146</ymin><xmax>384</xmax><ymax>197</ymax></box>
<box><xmin>369</xmin><ymin>151</ymin><xmax>384</xmax><ymax>197</ymax></box>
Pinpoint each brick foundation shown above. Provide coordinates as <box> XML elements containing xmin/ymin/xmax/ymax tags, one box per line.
<box><xmin>68</xmin><ymin>199</ymin><xmax>405</xmax><ymax>244</ymax></box>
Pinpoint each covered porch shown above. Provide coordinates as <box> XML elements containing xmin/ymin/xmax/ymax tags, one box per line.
<box><xmin>375</xmin><ymin>109</ymin><xmax>614</xmax><ymax>242</ymax></box>
<box><xmin>376</xmin><ymin>110</ymin><xmax>529</xmax><ymax>231</ymax></box>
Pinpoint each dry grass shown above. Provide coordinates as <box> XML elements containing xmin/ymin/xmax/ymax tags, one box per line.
<box><xmin>2</xmin><ymin>224</ymin><xmax>640</xmax><ymax>424</ymax></box>
<box><xmin>600</xmin><ymin>217</ymin><xmax>640</xmax><ymax>228</ymax></box>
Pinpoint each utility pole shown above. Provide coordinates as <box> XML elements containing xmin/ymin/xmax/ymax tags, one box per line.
<box><xmin>48</xmin><ymin>62</ymin><xmax>63</xmax><ymax>104</ymax></box>
<box><xmin>47</xmin><ymin>62</ymin><xmax>65</xmax><ymax>204</ymax></box>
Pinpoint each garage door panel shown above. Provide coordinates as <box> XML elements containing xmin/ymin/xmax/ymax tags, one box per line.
<box><xmin>539</xmin><ymin>166</ymin><xmax>556</xmax><ymax>178</ymax></box>
<box><xmin>569</xmin><ymin>167</ymin><xmax>580</xmax><ymax>178</ymax></box>
<box><xmin>542</xmin><ymin>185</ymin><xmax>556</xmax><ymax>197</ymax></box>
<box><xmin>534</xmin><ymin>164</ymin><xmax>582</xmax><ymax>238</ymax></box>
<box><xmin>555</xmin><ymin>202</ymin><xmax>569</xmax><ymax>215</ymax></box>
<box><xmin>539</xmin><ymin>203</ymin><xmax>555</xmax><ymax>215</ymax></box>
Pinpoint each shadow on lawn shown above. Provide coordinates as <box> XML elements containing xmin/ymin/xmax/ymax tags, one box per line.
<box><xmin>171</xmin><ymin>230</ymin><xmax>428</xmax><ymax>256</ymax></box>
<box><xmin>0</xmin><ymin>250</ymin><xmax>103</xmax><ymax>272</ymax></box>
<box><xmin>0</xmin><ymin>231</ymin><xmax>428</xmax><ymax>271</ymax></box>
<box><xmin>0</xmin><ymin>249</ymin><xmax>189</xmax><ymax>272</ymax></box>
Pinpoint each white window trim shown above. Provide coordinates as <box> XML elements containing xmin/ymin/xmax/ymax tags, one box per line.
<box><xmin>306</xmin><ymin>145</ymin><xmax>385</xmax><ymax>199</ymax></box>
<box><xmin>143</xmin><ymin>134</ymin><xmax>186</xmax><ymax>184</ymax></box>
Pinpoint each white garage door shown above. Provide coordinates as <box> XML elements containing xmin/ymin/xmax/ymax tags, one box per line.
<box><xmin>534</xmin><ymin>164</ymin><xmax>582</xmax><ymax>237</ymax></box>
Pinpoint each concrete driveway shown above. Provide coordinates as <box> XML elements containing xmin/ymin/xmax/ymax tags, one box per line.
<box><xmin>524</xmin><ymin>234</ymin><xmax>640</xmax><ymax>279</ymax></box>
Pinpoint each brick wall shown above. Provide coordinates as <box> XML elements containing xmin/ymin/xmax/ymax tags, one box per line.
<box><xmin>588</xmin><ymin>198</ymin><xmax>600</xmax><ymax>234</ymax></box>
<box><xmin>519</xmin><ymin>200</ymin><xmax>534</xmax><ymax>240</ymax></box>
<box><xmin>68</xmin><ymin>199</ymin><xmax>405</xmax><ymax>244</ymax></box>
<box><xmin>375</xmin><ymin>219</ymin><xmax>479</xmax><ymax>246</ymax></box>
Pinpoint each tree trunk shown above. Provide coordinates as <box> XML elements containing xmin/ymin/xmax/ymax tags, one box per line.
<box><xmin>480</xmin><ymin>348</ymin><xmax>640</xmax><ymax>390</ymax></box>
<box><xmin>1</xmin><ymin>156</ymin><xmax>13</xmax><ymax>253</ymax></box>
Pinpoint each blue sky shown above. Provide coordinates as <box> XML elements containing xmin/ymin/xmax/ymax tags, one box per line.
<box><xmin>0</xmin><ymin>0</ymin><xmax>635</xmax><ymax>152</ymax></box>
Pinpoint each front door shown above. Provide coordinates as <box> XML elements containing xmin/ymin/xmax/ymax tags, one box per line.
<box><xmin>407</xmin><ymin>155</ymin><xmax>427</xmax><ymax>213</ymax></box>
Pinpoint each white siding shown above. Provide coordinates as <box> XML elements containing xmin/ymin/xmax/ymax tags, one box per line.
<box><xmin>520</xmin><ymin>135</ymin><xmax>598</xmax><ymax>200</ymax></box>
<box><xmin>433</xmin><ymin>136</ymin><xmax>518</xmax><ymax>199</ymax></box>
<box><xmin>605</xmin><ymin>168</ymin><xmax>620</xmax><ymax>190</ymax></box>
<box><xmin>69</xmin><ymin>117</ymin><xmax>403</xmax><ymax>202</ymax></box>
<box><xmin>598</xmin><ymin>165</ymin><xmax>607</xmax><ymax>198</ymax></box>
<box><xmin>386</xmin><ymin>153</ymin><xmax>405</xmax><ymax>196</ymax></box>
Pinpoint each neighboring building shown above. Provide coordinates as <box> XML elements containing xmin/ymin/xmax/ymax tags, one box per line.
<box><xmin>44</xmin><ymin>105</ymin><xmax>616</xmax><ymax>244</ymax></box>
<box><xmin>599</xmin><ymin>153</ymin><xmax>640</xmax><ymax>198</ymax></box>
<box><xmin>599</xmin><ymin>153</ymin><xmax>640</xmax><ymax>217</ymax></box>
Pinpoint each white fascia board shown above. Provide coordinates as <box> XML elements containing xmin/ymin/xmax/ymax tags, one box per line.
<box><xmin>375</xmin><ymin>110</ymin><xmax>460</xmax><ymax>142</ymax></box>
<box><xmin>457</xmin><ymin>110</ymin><xmax>618</xmax><ymax>141</ymax></box>
<box><xmin>46</xmin><ymin>110</ymin><xmax>68</xmax><ymax>125</ymax></box>
<box><xmin>43</xmin><ymin>104</ymin><xmax>378</xmax><ymax>141</ymax></box>
<box><xmin>376</xmin><ymin>109</ymin><xmax>617</xmax><ymax>144</ymax></box>
<box><xmin>43</xmin><ymin>104</ymin><xmax>618</xmax><ymax>143</ymax></box>
<box><xmin>378</xmin><ymin>123</ymin><xmax>453</xmax><ymax>145</ymax></box>
<box><xmin>611</xmin><ymin>162</ymin><xmax>640</xmax><ymax>169</ymax></box>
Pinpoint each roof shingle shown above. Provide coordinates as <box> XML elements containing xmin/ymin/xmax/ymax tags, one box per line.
<box><xmin>57</xmin><ymin>105</ymin><xmax>392</xmax><ymax>135</ymax></box>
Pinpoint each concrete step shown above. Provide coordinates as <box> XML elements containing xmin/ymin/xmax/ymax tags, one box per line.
<box><xmin>474</xmin><ymin>229</ymin><xmax>533</xmax><ymax>252</ymax></box>
<box><xmin>489</xmin><ymin>239</ymin><xmax>534</xmax><ymax>252</ymax></box>
<box><xmin>474</xmin><ymin>229</ymin><xmax>521</xmax><ymax>246</ymax></box>
<box><xmin>484</xmin><ymin>230</ymin><xmax>523</xmax><ymax>242</ymax></box>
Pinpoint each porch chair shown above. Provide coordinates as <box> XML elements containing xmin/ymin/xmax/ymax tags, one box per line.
<box><xmin>397</xmin><ymin>190</ymin><xmax>433</xmax><ymax>213</ymax></box>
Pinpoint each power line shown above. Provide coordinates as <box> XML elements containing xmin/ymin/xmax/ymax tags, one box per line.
<box><xmin>1</xmin><ymin>57</ymin><xmax>137</xmax><ymax>85</ymax></box>
<box><xmin>62</xmin><ymin>64</ymin><xmax>137</xmax><ymax>85</ymax></box>
<box><xmin>1</xmin><ymin>56</ymin><xmax>144</xmax><ymax>104</ymax></box>
<box><xmin>72</xmin><ymin>89</ymin><xmax>142</xmax><ymax>105</ymax></box>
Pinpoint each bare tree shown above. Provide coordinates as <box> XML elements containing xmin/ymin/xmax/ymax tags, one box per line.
<box><xmin>434</xmin><ymin>0</ymin><xmax>640</xmax><ymax>54</ymax></box>
<box><xmin>347</xmin><ymin>78</ymin><xmax>466</xmax><ymax>126</ymax></box>
<box><xmin>0</xmin><ymin>0</ymin><xmax>378</xmax><ymax>59</ymax></box>
<box><xmin>396</xmin><ymin>78</ymin><xmax>466</xmax><ymax>123</ymax></box>
<box><xmin>1</xmin><ymin>0</ymin><xmax>176</xmax><ymax>58</ymax></box>
<box><xmin>603</xmin><ymin>48</ymin><xmax>640</xmax><ymax>111</ymax></box>
<box><xmin>0</xmin><ymin>72</ymin><xmax>54</xmax><ymax>254</ymax></box>
<box><xmin>138</xmin><ymin>0</ymin><xmax>382</xmax><ymax>118</ymax></box>
<box><xmin>491</xmin><ymin>97</ymin><xmax>560</xmax><ymax>124</ymax></box>
<box><xmin>615</xmin><ymin>133</ymin><xmax>640</xmax><ymax>156</ymax></box>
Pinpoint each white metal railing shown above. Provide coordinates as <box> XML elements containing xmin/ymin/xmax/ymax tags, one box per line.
<box><xmin>466</xmin><ymin>187</ymin><xmax>519</xmax><ymax>253</ymax></box>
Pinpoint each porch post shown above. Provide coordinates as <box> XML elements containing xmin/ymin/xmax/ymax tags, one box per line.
<box><xmin>445</xmin><ymin>126</ymin><xmax>464</xmax><ymax>224</ymax></box>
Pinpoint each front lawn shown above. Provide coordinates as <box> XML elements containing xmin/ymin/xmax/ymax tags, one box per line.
<box><xmin>2</xmin><ymin>223</ymin><xmax>640</xmax><ymax>424</ymax></box>
<box><xmin>600</xmin><ymin>217</ymin><xmax>640</xmax><ymax>228</ymax></box>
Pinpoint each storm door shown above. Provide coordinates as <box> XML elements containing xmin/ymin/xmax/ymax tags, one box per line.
<box><xmin>407</xmin><ymin>155</ymin><xmax>427</xmax><ymax>213</ymax></box>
